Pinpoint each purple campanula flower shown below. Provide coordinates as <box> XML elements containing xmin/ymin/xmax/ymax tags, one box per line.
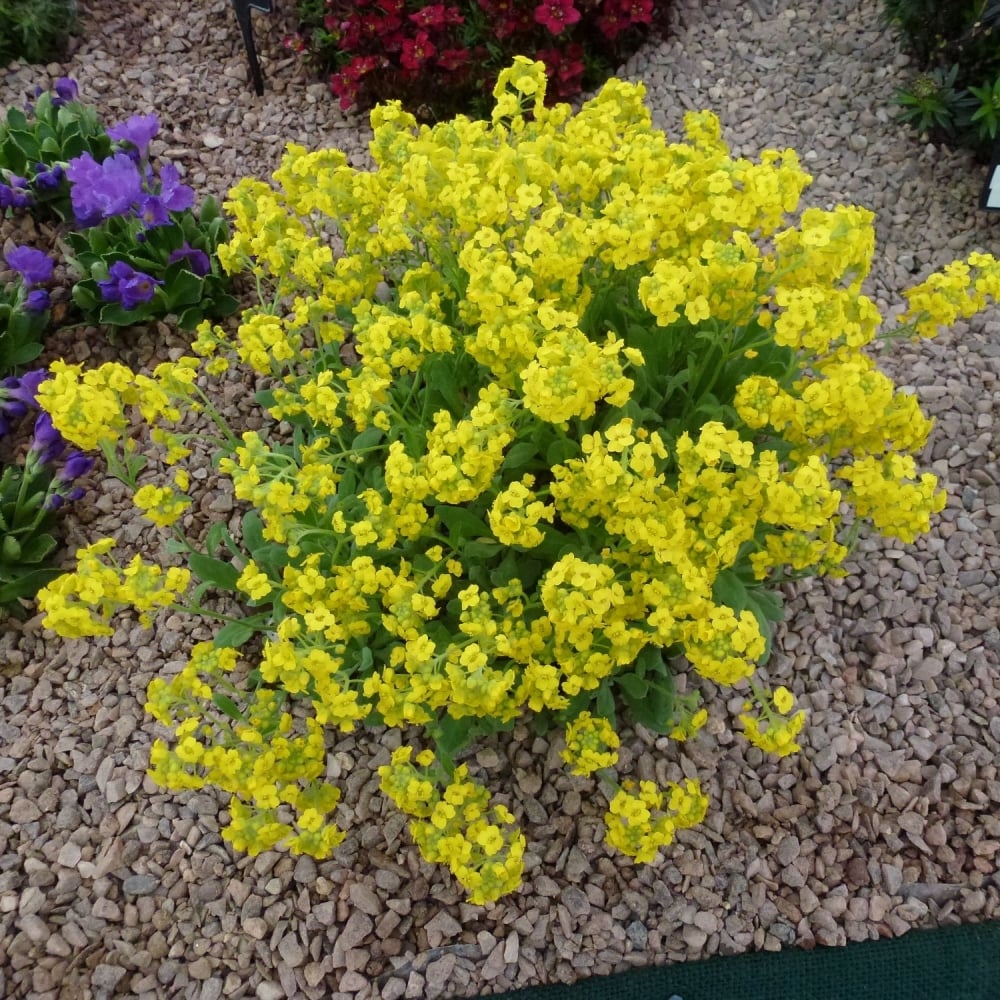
<box><xmin>0</xmin><ymin>174</ymin><xmax>34</xmax><ymax>210</ymax></box>
<box><xmin>167</xmin><ymin>242</ymin><xmax>211</xmax><ymax>277</ymax></box>
<box><xmin>98</xmin><ymin>260</ymin><xmax>162</xmax><ymax>310</ymax></box>
<box><xmin>66</xmin><ymin>152</ymin><xmax>143</xmax><ymax>225</ymax></box>
<box><xmin>33</xmin><ymin>162</ymin><xmax>64</xmax><ymax>191</ymax></box>
<box><xmin>63</xmin><ymin>152</ymin><xmax>103</xmax><ymax>225</ymax></box>
<box><xmin>120</xmin><ymin>271</ymin><xmax>163</xmax><ymax>310</ymax></box>
<box><xmin>45</xmin><ymin>485</ymin><xmax>86</xmax><ymax>511</ymax></box>
<box><xmin>136</xmin><ymin>194</ymin><xmax>171</xmax><ymax>229</ymax></box>
<box><xmin>16</xmin><ymin>368</ymin><xmax>47</xmax><ymax>401</ymax></box>
<box><xmin>25</xmin><ymin>289</ymin><xmax>51</xmax><ymax>313</ymax></box>
<box><xmin>2</xmin><ymin>369</ymin><xmax>48</xmax><ymax>410</ymax></box>
<box><xmin>157</xmin><ymin>163</ymin><xmax>195</xmax><ymax>213</ymax></box>
<box><xmin>107</xmin><ymin>114</ymin><xmax>159</xmax><ymax>157</ymax></box>
<box><xmin>0</xmin><ymin>370</ymin><xmax>47</xmax><ymax>437</ymax></box>
<box><xmin>0</xmin><ymin>377</ymin><xmax>29</xmax><ymax>426</ymax></box>
<box><xmin>4</xmin><ymin>245</ymin><xmax>54</xmax><ymax>287</ymax></box>
<box><xmin>97</xmin><ymin>260</ymin><xmax>132</xmax><ymax>302</ymax></box>
<box><xmin>29</xmin><ymin>411</ymin><xmax>67</xmax><ymax>465</ymax></box>
<box><xmin>53</xmin><ymin>77</ymin><xmax>79</xmax><ymax>105</ymax></box>
<box><xmin>57</xmin><ymin>451</ymin><xmax>95</xmax><ymax>484</ymax></box>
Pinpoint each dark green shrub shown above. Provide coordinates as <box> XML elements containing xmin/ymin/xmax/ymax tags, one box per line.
<box><xmin>0</xmin><ymin>0</ymin><xmax>79</xmax><ymax>68</ymax></box>
<box><xmin>885</xmin><ymin>0</ymin><xmax>1000</xmax><ymax>159</ymax></box>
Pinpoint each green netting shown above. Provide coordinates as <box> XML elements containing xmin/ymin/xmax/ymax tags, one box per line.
<box><xmin>488</xmin><ymin>921</ymin><xmax>1000</xmax><ymax>1000</ymax></box>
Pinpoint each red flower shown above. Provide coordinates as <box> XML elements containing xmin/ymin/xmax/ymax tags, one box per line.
<box><xmin>330</xmin><ymin>54</ymin><xmax>384</xmax><ymax>109</ymax></box>
<box><xmin>282</xmin><ymin>33</ymin><xmax>308</xmax><ymax>53</ymax></box>
<box><xmin>400</xmin><ymin>30</ymin><xmax>436</xmax><ymax>70</ymax></box>
<box><xmin>534</xmin><ymin>0</ymin><xmax>581</xmax><ymax>35</ymax></box>
<box><xmin>436</xmin><ymin>47</ymin><xmax>471</xmax><ymax>71</ymax></box>
<box><xmin>409</xmin><ymin>4</ymin><xmax>464</xmax><ymax>29</ymax></box>
<box><xmin>537</xmin><ymin>44</ymin><xmax>585</xmax><ymax>97</ymax></box>
<box><xmin>621</xmin><ymin>0</ymin><xmax>653</xmax><ymax>26</ymax></box>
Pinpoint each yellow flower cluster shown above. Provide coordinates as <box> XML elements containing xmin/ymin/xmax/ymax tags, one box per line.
<box><xmin>379</xmin><ymin>747</ymin><xmax>525</xmax><ymax>905</ymax></box>
<box><xmin>561</xmin><ymin>711</ymin><xmax>620</xmax><ymax>776</ymax></box>
<box><xmin>739</xmin><ymin>685</ymin><xmax>806</xmax><ymax>757</ymax></box>
<box><xmin>145</xmin><ymin>641</ymin><xmax>347</xmax><ymax>857</ymax></box>
<box><xmin>605</xmin><ymin>778</ymin><xmax>709</xmax><ymax>864</ymax></box>
<box><xmin>35</xmin><ymin>56</ymin><xmax>999</xmax><ymax>902</ymax></box>
<box><xmin>37</xmin><ymin>539</ymin><xmax>191</xmax><ymax>636</ymax></box>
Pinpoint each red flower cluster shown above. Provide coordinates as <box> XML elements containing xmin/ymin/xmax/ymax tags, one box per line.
<box><xmin>292</xmin><ymin>0</ymin><xmax>668</xmax><ymax>119</ymax></box>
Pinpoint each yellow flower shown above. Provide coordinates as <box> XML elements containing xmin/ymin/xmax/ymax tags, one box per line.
<box><xmin>772</xmin><ymin>686</ymin><xmax>795</xmax><ymax>714</ymax></box>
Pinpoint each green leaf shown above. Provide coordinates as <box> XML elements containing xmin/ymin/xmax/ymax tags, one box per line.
<box><xmin>712</xmin><ymin>568</ymin><xmax>749</xmax><ymax>613</ymax></box>
<box><xmin>595</xmin><ymin>683</ymin><xmax>616</xmax><ymax>723</ymax></box>
<box><xmin>73</xmin><ymin>284</ymin><xmax>100</xmax><ymax>314</ymax></box>
<box><xmin>212</xmin><ymin>692</ymin><xmax>244</xmax><ymax>721</ymax></box>
<box><xmin>433</xmin><ymin>712</ymin><xmax>475</xmax><ymax>770</ymax></box>
<box><xmin>249</xmin><ymin>542</ymin><xmax>289</xmax><ymax>577</ymax></box>
<box><xmin>503</xmin><ymin>441</ymin><xmax>539</xmax><ymax>470</ymax></box>
<box><xmin>12</xmin><ymin>340</ymin><xmax>44</xmax><ymax>365</ymax></box>
<box><xmin>200</xmin><ymin>196</ymin><xmax>221</xmax><ymax>225</ymax></box>
<box><xmin>546</xmin><ymin>437</ymin><xmax>577</xmax><ymax>466</ymax></box>
<box><xmin>352</xmin><ymin>426</ymin><xmax>384</xmax><ymax>451</ymax></box>
<box><xmin>188</xmin><ymin>553</ymin><xmax>240</xmax><ymax>591</ymax></box>
<box><xmin>204</xmin><ymin>519</ymin><xmax>231</xmax><ymax>557</ymax></box>
<box><xmin>214</xmin><ymin>620</ymin><xmax>257</xmax><ymax>648</ymax></box>
<box><xmin>99</xmin><ymin>302</ymin><xmax>155</xmax><ymax>327</ymax></box>
<box><xmin>422</xmin><ymin>355</ymin><xmax>464</xmax><ymax>414</ymax></box>
<box><xmin>462</xmin><ymin>539</ymin><xmax>504</xmax><ymax>560</ymax></box>
<box><xmin>619</xmin><ymin>646</ymin><xmax>676</xmax><ymax>734</ymax></box>
<box><xmin>165</xmin><ymin>268</ymin><xmax>205</xmax><ymax>308</ymax></box>
<box><xmin>0</xmin><ymin>566</ymin><xmax>62</xmax><ymax>607</ymax></box>
<box><xmin>241</xmin><ymin>511</ymin><xmax>265</xmax><ymax>555</ymax></box>
<box><xmin>615</xmin><ymin>672</ymin><xmax>649</xmax><ymax>700</ymax></box>
<box><xmin>435</xmin><ymin>505</ymin><xmax>490</xmax><ymax>542</ymax></box>
<box><xmin>19</xmin><ymin>532</ymin><xmax>57</xmax><ymax>564</ymax></box>
<box><xmin>627</xmin><ymin>678</ymin><xmax>676</xmax><ymax>734</ymax></box>
<box><xmin>210</xmin><ymin>293</ymin><xmax>240</xmax><ymax>317</ymax></box>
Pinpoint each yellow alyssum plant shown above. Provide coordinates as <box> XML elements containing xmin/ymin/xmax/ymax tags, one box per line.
<box><xmin>35</xmin><ymin>58</ymin><xmax>1000</xmax><ymax>903</ymax></box>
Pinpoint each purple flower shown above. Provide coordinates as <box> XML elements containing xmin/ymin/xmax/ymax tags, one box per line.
<box><xmin>45</xmin><ymin>485</ymin><xmax>86</xmax><ymax>511</ymax></box>
<box><xmin>4</xmin><ymin>245</ymin><xmax>54</xmax><ymax>287</ymax></box>
<box><xmin>98</xmin><ymin>261</ymin><xmax>162</xmax><ymax>310</ymax></box>
<box><xmin>2</xmin><ymin>369</ymin><xmax>47</xmax><ymax>408</ymax></box>
<box><xmin>57</xmin><ymin>451</ymin><xmax>95</xmax><ymax>484</ymax></box>
<box><xmin>53</xmin><ymin>77</ymin><xmax>79</xmax><ymax>105</ymax></box>
<box><xmin>0</xmin><ymin>370</ymin><xmax>47</xmax><ymax>438</ymax></box>
<box><xmin>66</xmin><ymin>152</ymin><xmax>143</xmax><ymax>226</ymax></box>
<box><xmin>157</xmin><ymin>163</ymin><xmax>195</xmax><ymax>213</ymax></box>
<box><xmin>0</xmin><ymin>175</ymin><xmax>34</xmax><ymax>210</ymax></box>
<box><xmin>107</xmin><ymin>114</ymin><xmax>160</xmax><ymax>156</ymax></box>
<box><xmin>29</xmin><ymin>411</ymin><xmax>67</xmax><ymax>465</ymax></box>
<box><xmin>32</xmin><ymin>162</ymin><xmax>64</xmax><ymax>191</ymax></box>
<box><xmin>25</xmin><ymin>289</ymin><xmax>51</xmax><ymax>313</ymax></box>
<box><xmin>0</xmin><ymin>378</ymin><xmax>29</xmax><ymax>424</ymax></box>
<box><xmin>167</xmin><ymin>242</ymin><xmax>211</xmax><ymax>277</ymax></box>
<box><xmin>136</xmin><ymin>194</ymin><xmax>171</xmax><ymax>229</ymax></box>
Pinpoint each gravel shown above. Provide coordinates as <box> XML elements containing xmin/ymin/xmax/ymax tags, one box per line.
<box><xmin>2</xmin><ymin>0</ymin><xmax>1000</xmax><ymax>997</ymax></box>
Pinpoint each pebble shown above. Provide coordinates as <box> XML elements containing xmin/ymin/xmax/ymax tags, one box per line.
<box><xmin>122</xmin><ymin>874</ymin><xmax>159</xmax><ymax>896</ymax></box>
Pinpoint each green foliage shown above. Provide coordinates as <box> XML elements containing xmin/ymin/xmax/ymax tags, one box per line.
<box><xmin>0</xmin><ymin>458</ymin><xmax>61</xmax><ymax>617</ymax></box>
<box><xmin>0</xmin><ymin>0</ymin><xmax>78</xmax><ymax>68</ymax></box>
<box><xmin>885</xmin><ymin>0</ymin><xmax>1000</xmax><ymax>157</ymax></box>
<box><xmin>0</xmin><ymin>287</ymin><xmax>48</xmax><ymax>374</ymax></box>
<box><xmin>0</xmin><ymin>87</ymin><xmax>112</xmax><ymax>220</ymax></box>
<box><xmin>65</xmin><ymin>196</ymin><xmax>240</xmax><ymax>330</ymax></box>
